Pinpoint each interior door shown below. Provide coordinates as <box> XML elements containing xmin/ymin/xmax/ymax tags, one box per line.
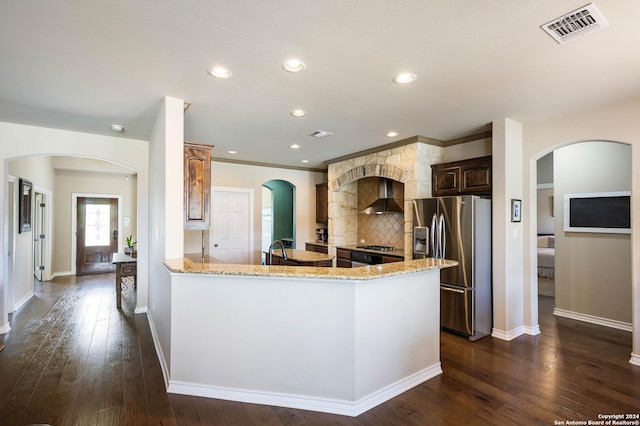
<box><xmin>76</xmin><ymin>197</ymin><xmax>118</xmax><ymax>274</ymax></box>
<box><xmin>211</xmin><ymin>189</ymin><xmax>251</xmax><ymax>264</ymax></box>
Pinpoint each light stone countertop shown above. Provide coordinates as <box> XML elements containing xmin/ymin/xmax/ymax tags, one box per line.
<box><xmin>163</xmin><ymin>256</ymin><xmax>457</xmax><ymax>280</ymax></box>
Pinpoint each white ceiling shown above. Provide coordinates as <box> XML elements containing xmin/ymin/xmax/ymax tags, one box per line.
<box><xmin>1</xmin><ymin>1</ymin><xmax>639</xmax><ymax>169</ymax></box>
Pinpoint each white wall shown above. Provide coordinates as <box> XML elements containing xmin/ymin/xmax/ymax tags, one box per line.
<box><xmin>442</xmin><ymin>137</ymin><xmax>492</xmax><ymax>162</ymax></box>
<box><xmin>492</xmin><ymin>119</ymin><xmax>525</xmax><ymax>339</ymax></box>
<box><xmin>0</xmin><ymin>121</ymin><xmax>149</xmax><ymax>333</ymax></box>
<box><xmin>7</xmin><ymin>156</ymin><xmax>55</xmax><ymax>311</ymax></box>
<box><xmin>146</xmin><ymin>96</ymin><xmax>184</xmax><ymax>380</ymax></box>
<box><xmin>52</xmin><ymin>168</ymin><xmax>137</xmax><ymax>276</ymax></box>
<box><xmin>207</xmin><ymin>161</ymin><xmax>326</xmax><ymax>264</ymax></box>
<box><xmin>521</xmin><ymin>96</ymin><xmax>640</xmax><ymax>364</ymax></box>
<box><xmin>553</xmin><ymin>142</ymin><xmax>631</xmax><ymax>324</ymax></box>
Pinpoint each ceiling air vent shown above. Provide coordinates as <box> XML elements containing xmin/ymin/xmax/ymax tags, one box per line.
<box><xmin>308</xmin><ymin>130</ymin><xmax>333</xmax><ymax>138</ymax></box>
<box><xmin>541</xmin><ymin>3</ymin><xmax>608</xmax><ymax>44</ymax></box>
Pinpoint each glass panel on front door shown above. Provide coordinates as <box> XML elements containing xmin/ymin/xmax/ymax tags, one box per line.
<box><xmin>85</xmin><ymin>203</ymin><xmax>111</xmax><ymax>247</ymax></box>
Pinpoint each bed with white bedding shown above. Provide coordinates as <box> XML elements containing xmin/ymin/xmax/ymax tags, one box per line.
<box><xmin>537</xmin><ymin>235</ymin><xmax>555</xmax><ymax>279</ymax></box>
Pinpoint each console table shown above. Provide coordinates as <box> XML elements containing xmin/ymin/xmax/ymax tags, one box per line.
<box><xmin>112</xmin><ymin>253</ymin><xmax>137</xmax><ymax>308</ymax></box>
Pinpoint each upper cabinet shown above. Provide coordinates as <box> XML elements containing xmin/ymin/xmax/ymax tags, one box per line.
<box><xmin>184</xmin><ymin>142</ymin><xmax>213</xmax><ymax>230</ymax></box>
<box><xmin>431</xmin><ymin>156</ymin><xmax>492</xmax><ymax>196</ymax></box>
<box><xmin>315</xmin><ymin>182</ymin><xmax>328</xmax><ymax>223</ymax></box>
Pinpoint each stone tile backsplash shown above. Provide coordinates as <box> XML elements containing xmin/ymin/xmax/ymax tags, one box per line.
<box><xmin>357</xmin><ymin>177</ymin><xmax>404</xmax><ymax>249</ymax></box>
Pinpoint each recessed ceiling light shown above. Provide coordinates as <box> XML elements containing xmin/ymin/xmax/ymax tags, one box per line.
<box><xmin>110</xmin><ymin>124</ymin><xmax>124</xmax><ymax>132</ymax></box>
<box><xmin>290</xmin><ymin>109</ymin><xmax>306</xmax><ymax>117</ymax></box>
<box><xmin>289</xmin><ymin>144</ymin><xmax>300</xmax><ymax>149</ymax></box>
<box><xmin>392</xmin><ymin>72</ymin><xmax>417</xmax><ymax>84</ymax></box>
<box><xmin>227</xmin><ymin>150</ymin><xmax>237</xmax><ymax>154</ymax></box>
<box><xmin>308</xmin><ymin>130</ymin><xmax>333</xmax><ymax>138</ymax></box>
<box><xmin>386</xmin><ymin>131</ymin><xmax>398</xmax><ymax>137</ymax></box>
<box><xmin>207</xmin><ymin>66</ymin><xmax>233</xmax><ymax>79</ymax></box>
<box><xmin>282</xmin><ymin>58</ymin><xmax>306</xmax><ymax>73</ymax></box>
<box><xmin>301</xmin><ymin>160</ymin><xmax>309</xmax><ymax>163</ymax></box>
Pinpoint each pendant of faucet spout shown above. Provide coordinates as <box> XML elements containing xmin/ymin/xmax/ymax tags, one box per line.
<box><xmin>268</xmin><ymin>240</ymin><xmax>288</xmax><ymax>264</ymax></box>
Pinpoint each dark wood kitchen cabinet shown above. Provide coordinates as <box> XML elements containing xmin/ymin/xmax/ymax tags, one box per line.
<box><xmin>184</xmin><ymin>142</ymin><xmax>213</xmax><ymax>230</ymax></box>
<box><xmin>382</xmin><ymin>253</ymin><xmax>404</xmax><ymax>263</ymax></box>
<box><xmin>305</xmin><ymin>242</ymin><xmax>329</xmax><ymax>254</ymax></box>
<box><xmin>336</xmin><ymin>248</ymin><xmax>352</xmax><ymax>268</ymax></box>
<box><xmin>315</xmin><ymin>183</ymin><xmax>328</xmax><ymax>223</ymax></box>
<box><xmin>431</xmin><ymin>156</ymin><xmax>492</xmax><ymax>196</ymax></box>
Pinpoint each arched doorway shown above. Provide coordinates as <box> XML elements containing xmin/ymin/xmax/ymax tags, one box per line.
<box><xmin>5</xmin><ymin>155</ymin><xmax>137</xmax><ymax>313</ymax></box>
<box><xmin>262</xmin><ymin>179</ymin><xmax>296</xmax><ymax>261</ymax></box>
<box><xmin>532</xmin><ymin>141</ymin><xmax>632</xmax><ymax>333</ymax></box>
<box><xmin>0</xmin><ymin>124</ymin><xmax>149</xmax><ymax>332</ymax></box>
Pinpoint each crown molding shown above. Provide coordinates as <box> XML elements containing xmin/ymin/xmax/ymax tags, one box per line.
<box><xmin>211</xmin><ymin>157</ymin><xmax>327</xmax><ymax>173</ymax></box>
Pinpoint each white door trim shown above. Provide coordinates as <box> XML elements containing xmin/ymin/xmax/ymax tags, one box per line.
<box><xmin>71</xmin><ymin>193</ymin><xmax>123</xmax><ymax>275</ymax></box>
<box><xmin>6</xmin><ymin>175</ymin><xmax>15</xmax><ymax>316</ymax></box>
<box><xmin>211</xmin><ymin>186</ymin><xmax>254</xmax><ymax>264</ymax></box>
<box><xmin>33</xmin><ymin>185</ymin><xmax>53</xmax><ymax>281</ymax></box>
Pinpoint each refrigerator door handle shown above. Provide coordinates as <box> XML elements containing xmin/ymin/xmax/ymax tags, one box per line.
<box><xmin>441</xmin><ymin>286</ymin><xmax>465</xmax><ymax>294</ymax></box>
<box><xmin>430</xmin><ymin>213</ymin><xmax>437</xmax><ymax>258</ymax></box>
<box><xmin>439</xmin><ymin>213</ymin><xmax>446</xmax><ymax>258</ymax></box>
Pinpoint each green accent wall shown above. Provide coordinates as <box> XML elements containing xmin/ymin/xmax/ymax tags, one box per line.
<box><xmin>263</xmin><ymin>180</ymin><xmax>295</xmax><ymax>248</ymax></box>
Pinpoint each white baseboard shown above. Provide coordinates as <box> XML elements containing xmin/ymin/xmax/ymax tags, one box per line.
<box><xmin>134</xmin><ymin>306</ymin><xmax>147</xmax><ymax>314</ymax></box>
<box><xmin>146</xmin><ymin>311</ymin><xmax>170</xmax><ymax>389</ymax></box>
<box><xmin>168</xmin><ymin>363</ymin><xmax>443</xmax><ymax>417</ymax></box>
<box><xmin>523</xmin><ymin>324</ymin><xmax>541</xmax><ymax>336</ymax></box>
<box><xmin>0</xmin><ymin>322</ymin><xmax>11</xmax><ymax>334</ymax></box>
<box><xmin>491</xmin><ymin>326</ymin><xmax>526</xmax><ymax>341</ymax></box>
<box><xmin>553</xmin><ymin>308</ymin><xmax>632</xmax><ymax>332</ymax></box>
<box><xmin>630</xmin><ymin>353</ymin><xmax>640</xmax><ymax>367</ymax></box>
<box><xmin>51</xmin><ymin>271</ymin><xmax>73</xmax><ymax>279</ymax></box>
<box><xmin>14</xmin><ymin>291</ymin><xmax>34</xmax><ymax>312</ymax></box>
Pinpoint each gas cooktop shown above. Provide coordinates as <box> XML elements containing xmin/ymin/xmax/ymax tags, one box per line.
<box><xmin>356</xmin><ymin>245</ymin><xmax>397</xmax><ymax>252</ymax></box>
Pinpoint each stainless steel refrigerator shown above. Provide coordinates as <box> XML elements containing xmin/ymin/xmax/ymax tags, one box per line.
<box><xmin>412</xmin><ymin>196</ymin><xmax>492</xmax><ymax>341</ymax></box>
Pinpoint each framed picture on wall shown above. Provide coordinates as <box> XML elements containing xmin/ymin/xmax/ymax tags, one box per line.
<box><xmin>511</xmin><ymin>199</ymin><xmax>522</xmax><ymax>223</ymax></box>
<box><xmin>19</xmin><ymin>178</ymin><xmax>33</xmax><ymax>233</ymax></box>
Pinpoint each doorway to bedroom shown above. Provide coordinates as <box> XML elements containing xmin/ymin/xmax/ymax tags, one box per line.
<box><xmin>535</xmin><ymin>141</ymin><xmax>632</xmax><ymax>333</ymax></box>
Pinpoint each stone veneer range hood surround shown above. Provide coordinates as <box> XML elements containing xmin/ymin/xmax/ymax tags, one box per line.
<box><xmin>328</xmin><ymin>141</ymin><xmax>446</xmax><ymax>256</ymax></box>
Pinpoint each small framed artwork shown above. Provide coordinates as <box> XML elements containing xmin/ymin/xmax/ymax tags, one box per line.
<box><xmin>19</xmin><ymin>178</ymin><xmax>33</xmax><ymax>233</ymax></box>
<box><xmin>511</xmin><ymin>199</ymin><xmax>522</xmax><ymax>223</ymax></box>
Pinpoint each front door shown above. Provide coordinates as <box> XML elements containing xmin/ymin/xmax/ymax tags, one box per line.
<box><xmin>76</xmin><ymin>197</ymin><xmax>118</xmax><ymax>274</ymax></box>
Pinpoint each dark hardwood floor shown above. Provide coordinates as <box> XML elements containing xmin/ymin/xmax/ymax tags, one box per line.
<box><xmin>0</xmin><ymin>274</ymin><xmax>638</xmax><ymax>425</ymax></box>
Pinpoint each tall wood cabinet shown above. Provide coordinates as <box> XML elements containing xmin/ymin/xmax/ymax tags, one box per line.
<box><xmin>431</xmin><ymin>156</ymin><xmax>492</xmax><ymax>196</ymax></box>
<box><xmin>184</xmin><ymin>142</ymin><xmax>213</xmax><ymax>230</ymax></box>
<box><xmin>315</xmin><ymin>183</ymin><xmax>328</xmax><ymax>223</ymax></box>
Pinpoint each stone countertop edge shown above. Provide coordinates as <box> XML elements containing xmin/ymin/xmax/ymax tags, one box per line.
<box><xmin>162</xmin><ymin>257</ymin><xmax>458</xmax><ymax>281</ymax></box>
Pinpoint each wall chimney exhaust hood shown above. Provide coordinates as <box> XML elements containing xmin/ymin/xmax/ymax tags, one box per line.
<box><xmin>361</xmin><ymin>179</ymin><xmax>404</xmax><ymax>215</ymax></box>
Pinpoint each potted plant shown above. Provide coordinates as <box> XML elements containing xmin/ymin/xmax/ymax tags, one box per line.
<box><xmin>125</xmin><ymin>235</ymin><xmax>137</xmax><ymax>257</ymax></box>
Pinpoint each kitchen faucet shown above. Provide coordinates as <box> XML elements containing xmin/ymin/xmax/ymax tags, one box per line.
<box><xmin>268</xmin><ymin>239</ymin><xmax>288</xmax><ymax>265</ymax></box>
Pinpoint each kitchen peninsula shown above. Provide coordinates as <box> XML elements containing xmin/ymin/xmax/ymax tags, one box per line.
<box><xmin>161</xmin><ymin>256</ymin><xmax>456</xmax><ymax>416</ymax></box>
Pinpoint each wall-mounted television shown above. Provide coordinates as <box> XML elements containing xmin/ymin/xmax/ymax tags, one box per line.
<box><xmin>563</xmin><ymin>191</ymin><xmax>631</xmax><ymax>234</ymax></box>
